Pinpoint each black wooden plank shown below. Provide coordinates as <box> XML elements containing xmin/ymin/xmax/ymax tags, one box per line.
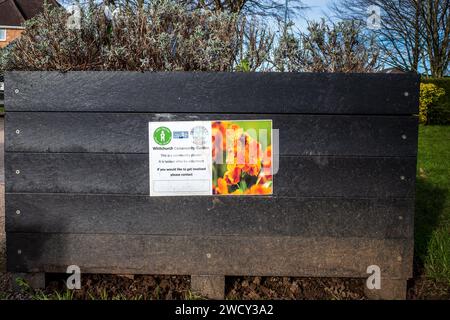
<box><xmin>5</xmin><ymin>112</ymin><xmax>418</xmax><ymax>156</ymax></box>
<box><xmin>5</xmin><ymin>194</ymin><xmax>414</xmax><ymax>238</ymax></box>
<box><xmin>6</xmin><ymin>233</ymin><xmax>413</xmax><ymax>278</ymax></box>
<box><xmin>5</xmin><ymin>153</ymin><xmax>416</xmax><ymax>198</ymax></box>
<box><xmin>5</xmin><ymin>72</ymin><xmax>419</xmax><ymax>114</ymax></box>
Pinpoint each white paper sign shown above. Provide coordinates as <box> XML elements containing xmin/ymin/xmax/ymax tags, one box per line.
<box><xmin>149</xmin><ymin>120</ymin><xmax>273</xmax><ymax>197</ymax></box>
<box><xmin>149</xmin><ymin>121</ymin><xmax>212</xmax><ymax>196</ymax></box>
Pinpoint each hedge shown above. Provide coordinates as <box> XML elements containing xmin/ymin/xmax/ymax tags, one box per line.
<box><xmin>421</xmin><ymin>77</ymin><xmax>450</xmax><ymax>125</ymax></box>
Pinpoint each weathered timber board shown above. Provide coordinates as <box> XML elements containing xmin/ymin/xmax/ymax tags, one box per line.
<box><xmin>5</xmin><ymin>194</ymin><xmax>414</xmax><ymax>238</ymax></box>
<box><xmin>4</xmin><ymin>71</ymin><xmax>419</xmax><ymax>282</ymax></box>
<box><xmin>5</xmin><ymin>153</ymin><xmax>416</xmax><ymax>197</ymax></box>
<box><xmin>7</xmin><ymin>233</ymin><xmax>413</xmax><ymax>278</ymax></box>
<box><xmin>5</xmin><ymin>112</ymin><xmax>418</xmax><ymax>156</ymax></box>
<box><xmin>5</xmin><ymin>72</ymin><xmax>419</xmax><ymax>114</ymax></box>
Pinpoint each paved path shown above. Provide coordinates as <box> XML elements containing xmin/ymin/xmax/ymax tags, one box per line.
<box><xmin>0</xmin><ymin>117</ymin><xmax>4</xmax><ymax>179</ymax></box>
<box><xmin>0</xmin><ymin>117</ymin><xmax>3</xmax><ymax>184</ymax></box>
<box><xmin>1</xmin><ymin>117</ymin><xmax>5</xmax><ymax>272</ymax></box>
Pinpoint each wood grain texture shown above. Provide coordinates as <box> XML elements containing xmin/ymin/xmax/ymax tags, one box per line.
<box><xmin>5</xmin><ymin>153</ymin><xmax>416</xmax><ymax>197</ymax></box>
<box><xmin>6</xmin><ymin>233</ymin><xmax>413</xmax><ymax>278</ymax></box>
<box><xmin>5</xmin><ymin>72</ymin><xmax>419</xmax><ymax>114</ymax></box>
<box><xmin>5</xmin><ymin>194</ymin><xmax>414</xmax><ymax>238</ymax></box>
<box><xmin>5</xmin><ymin>112</ymin><xmax>418</xmax><ymax>156</ymax></box>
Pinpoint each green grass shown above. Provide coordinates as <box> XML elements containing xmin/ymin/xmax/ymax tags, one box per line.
<box><xmin>415</xmin><ymin>125</ymin><xmax>450</xmax><ymax>284</ymax></box>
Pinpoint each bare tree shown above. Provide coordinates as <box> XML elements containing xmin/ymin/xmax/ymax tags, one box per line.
<box><xmin>60</xmin><ymin>0</ymin><xmax>308</xmax><ymax>20</ymax></box>
<box><xmin>419</xmin><ymin>0</ymin><xmax>450</xmax><ymax>77</ymax></box>
<box><xmin>181</xmin><ymin>0</ymin><xmax>308</xmax><ymax>20</ymax></box>
<box><xmin>331</xmin><ymin>0</ymin><xmax>450</xmax><ymax>77</ymax></box>
<box><xmin>330</xmin><ymin>0</ymin><xmax>424</xmax><ymax>73</ymax></box>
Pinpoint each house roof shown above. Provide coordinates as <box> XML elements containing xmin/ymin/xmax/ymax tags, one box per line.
<box><xmin>0</xmin><ymin>0</ymin><xmax>60</xmax><ymax>27</ymax></box>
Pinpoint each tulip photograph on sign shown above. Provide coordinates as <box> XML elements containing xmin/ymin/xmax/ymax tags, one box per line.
<box><xmin>212</xmin><ymin>120</ymin><xmax>273</xmax><ymax>195</ymax></box>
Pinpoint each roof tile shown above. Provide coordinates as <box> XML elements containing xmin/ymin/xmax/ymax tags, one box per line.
<box><xmin>0</xmin><ymin>0</ymin><xmax>59</xmax><ymax>27</ymax></box>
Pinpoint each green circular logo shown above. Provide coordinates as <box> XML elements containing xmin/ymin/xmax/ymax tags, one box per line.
<box><xmin>153</xmin><ymin>127</ymin><xmax>172</xmax><ymax>145</ymax></box>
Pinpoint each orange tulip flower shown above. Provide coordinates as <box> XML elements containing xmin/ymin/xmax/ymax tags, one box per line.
<box><xmin>215</xmin><ymin>177</ymin><xmax>229</xmax><ymax>194</ymax></box>
<box><xmin>224</xmin><ymin>165</ymin><xmax>241</xmax><ymax>185</ymax></box>
<box><xmin>245</xmin><ymin>184</ymin><xmax>272</xmax><ymax>195</ymax></box>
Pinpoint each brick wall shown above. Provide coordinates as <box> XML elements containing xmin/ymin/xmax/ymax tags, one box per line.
<box><xmin>0</xmin><ymin>28</ymin><xmax>24</xmax><ymax>48</ymax></box>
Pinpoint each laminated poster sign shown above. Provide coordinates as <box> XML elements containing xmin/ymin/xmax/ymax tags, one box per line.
<box><xmin>149</xmin><ymin>120</ymin><xmax>273</xmax><ymax>196</ymax></box>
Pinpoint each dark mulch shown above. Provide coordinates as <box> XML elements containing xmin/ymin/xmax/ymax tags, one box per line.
<box><xmin>226</xmin><ymin>276</ymin><xmax>365</xmax><ymax>300</ymax></box>
<box><xmin>1</xmin><ymin>272</ymin><xmax>449</xmax><ymax>300</ymax></box>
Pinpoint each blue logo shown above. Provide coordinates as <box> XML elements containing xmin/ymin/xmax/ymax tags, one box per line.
<box><xmin>173</xmin><ymin>131</ymin><xmax>189</xmax><ymax>139</ymax></box>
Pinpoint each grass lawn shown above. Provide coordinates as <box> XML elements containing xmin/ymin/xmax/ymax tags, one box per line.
<box><xmin>415</xmin><ymin>125</ymin><xmax>450</xmax><ymax>285</ymax></box>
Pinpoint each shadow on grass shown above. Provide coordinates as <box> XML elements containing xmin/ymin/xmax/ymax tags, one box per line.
<box><xmin>414</xmin><ymin>177</ymin><xmax>447</xmax><ymax>273</ymax></box>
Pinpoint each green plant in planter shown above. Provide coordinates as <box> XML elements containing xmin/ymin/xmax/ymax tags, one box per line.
<box><xmin>2</xmin><ymin>1</ymin><xmax>273</xmax><ymax>72</ymax></box>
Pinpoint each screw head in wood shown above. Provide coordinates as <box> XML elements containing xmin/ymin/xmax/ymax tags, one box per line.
<box><xmin>15</xmin><ymin>169</ymin><xmax>20</xmax><ymax>174</ymax></box>
<box><xmin>401</xmin><ymin>134</ymin><xmax>407</xmax><ymax>140</ymax></box>
<box><xmin>206</xmin><ymin>253</ymin><xmax>212</xmax><ymax>259</ymax></box>
<box><xmin>16</xmin><ymin>210</ymin><xmax>21</xmax><ymax>215</ymax></box>
<box><xmin>400</xmin><ymin>175</ymin><xmax>405</xmax><ymax>180</ymax></box>
<box><xmin>404</xmin><ymin>91</ymin><xmax>409</xmax><ymax>97</ymax></box>
<box><xmin>15</xmin><ymin>129</ymin><xmax>20</xmax><ymax>134</ymax></box>
<box><xmin>14</xmin><ymin>89</ymin><xmax>20</xmax><ymax>94</ymax></box>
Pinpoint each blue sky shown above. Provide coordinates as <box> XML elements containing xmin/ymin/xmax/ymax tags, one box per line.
<box><xmin>267</xmin><ymin>0</ymin><xmax>334</xmax><ymax>35</ymax></box>
<box><xmin>294</xmin><ymin>0</ymin><xmax>333</xmax><ymax>31</ymax></box>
